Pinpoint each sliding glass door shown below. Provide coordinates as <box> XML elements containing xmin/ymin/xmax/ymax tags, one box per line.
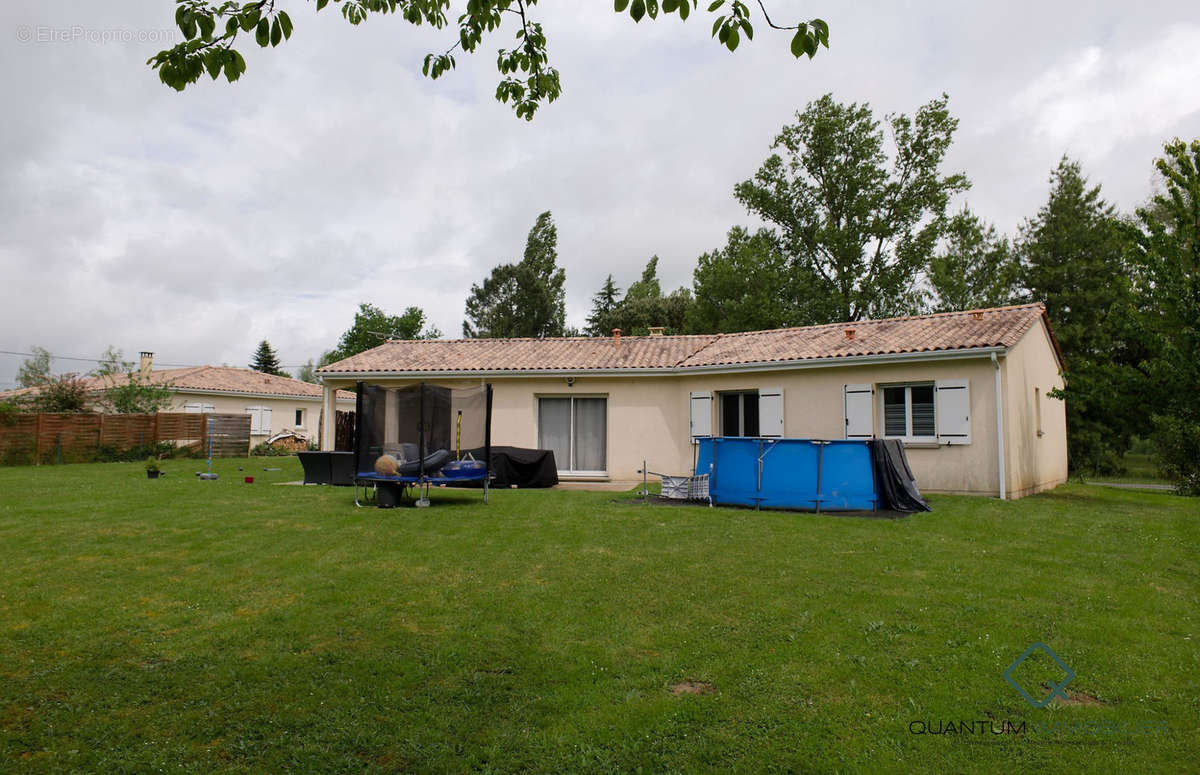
<box><xmin>538</xmin><ymin>396</ymin><xmax>607</xmax><ymax>474</ymax></box>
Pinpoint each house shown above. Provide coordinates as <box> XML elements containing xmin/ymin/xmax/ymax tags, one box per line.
<box><xmin>315</xmin><ymin>303</ymin><xmax>1067</xmax><ymax>499</ymax></box>
<box><xmin>1</xmin><ymin>353</ymin><xmax>356</xmax><ymax>442</ymax></box>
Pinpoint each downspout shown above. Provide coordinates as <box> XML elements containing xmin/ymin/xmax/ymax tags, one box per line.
<box><xmin>992</xmin><ymin>352</ymin><xmax>1006</xmax><ymax>500</ymax></box>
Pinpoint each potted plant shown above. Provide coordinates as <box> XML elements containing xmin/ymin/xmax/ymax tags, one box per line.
<box><xmin>145</xmin><ymin>458</ymin><xmax>162</xmax><ymax>479</ymax></box>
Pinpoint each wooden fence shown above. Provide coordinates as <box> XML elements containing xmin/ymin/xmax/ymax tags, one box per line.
<box><xmin>0</xmin><ymin>412</ymin><xmax>251</xmax><ymax>466</ymax></box>
<box><xmin>335</xmin><ymin>410</ymin><xmax>356</xmax><ymax>451</ymax></box>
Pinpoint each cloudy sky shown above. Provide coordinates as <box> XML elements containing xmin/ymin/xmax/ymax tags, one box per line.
<box><xmin>2</xmin><ymin>1</ymin><xmax>1199</xmax><ymax>387</ymax></box>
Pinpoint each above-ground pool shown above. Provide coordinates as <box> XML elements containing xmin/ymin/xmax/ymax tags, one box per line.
<box><xmin>695</xmin><ymin>437</ymin><xmax>878</xmax><ymax>512</ymax></box>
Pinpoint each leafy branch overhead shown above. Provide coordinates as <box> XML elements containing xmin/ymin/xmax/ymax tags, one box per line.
<box><xmin>149</xmin><ymin>0</ymin><xmax>829</xmax><ymax>119</ymax></box>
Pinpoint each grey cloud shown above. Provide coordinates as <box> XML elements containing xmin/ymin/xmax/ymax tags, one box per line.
<box><xmin>2</xmin><ymin>1</ymin><xmax>1199</xmax><ymax>387</ymax></box>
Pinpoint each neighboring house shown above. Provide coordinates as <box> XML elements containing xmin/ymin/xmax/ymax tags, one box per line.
<box><xmin>1</xmin><ymin>354</ymin><xmax>355</xmax><ymax>442</ymax></box>
<box><xmin>316</xmin><ymin>303</ymin><xmax>1067</xmax><ymax>499</ymax></box>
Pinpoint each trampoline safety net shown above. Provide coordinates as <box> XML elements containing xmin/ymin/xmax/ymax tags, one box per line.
<box><xmin>354</xmin><ymin>382</ymin><xmax>492</xmax><ymax>479</ymax></box>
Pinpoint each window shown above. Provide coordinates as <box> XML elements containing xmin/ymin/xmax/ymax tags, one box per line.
<box><xmin>183</xmin><ymin>402</ymin><xmax>214</xmax><ymax>414</ymax></box>
<box><xmin>720</xmin><ymin>391</ymin><xmax>760</xmax><ymax>437</ymax></box>
<box><xmin>882</xmin><ymin>384</ymin><xmax>936</xmax><ymax>440</ymax></box>
<box><xmin>538</xmin><ymin>396</ymin><xmax>607</xmax><ymax>474</ymax></box>
<box><xmin>294</xmin><ymin>408</ymin><xmax>305</xmax><ymax>427</ymax></box>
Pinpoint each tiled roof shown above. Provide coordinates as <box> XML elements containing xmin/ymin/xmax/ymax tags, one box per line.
<box><xmin>0</xmin><ymin>366</ymin><xmax>354</xmax><ymax>401</ymax></box>
<box><xmin>318</xmin><ymin>303</ymin><xmax>1056</xmax><ymax>375</ymax></box>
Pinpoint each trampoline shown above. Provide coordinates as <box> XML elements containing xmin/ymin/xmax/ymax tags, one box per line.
<box><xmin>352</xmin><ymin>381</ymin><xmax>493</xmax><ymax>507</ymax></box>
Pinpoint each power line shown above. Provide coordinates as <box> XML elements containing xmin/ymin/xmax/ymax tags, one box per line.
<box><xmin>0</xmin><ymin>349</ymin><xmax>308</xmax><ymax>370</ymax></box>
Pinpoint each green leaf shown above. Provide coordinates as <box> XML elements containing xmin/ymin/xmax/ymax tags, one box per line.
<box><xmin>256</xmin><ymin>18</ymin><xmax>269</xmax><ymax>47</ymax></box>
<box><xmin>204</xmin><ymin>50</ymin><xmax>223</xmax><ymax>79</ymax></box>
<box><xmin>711</xmin><ymin>15</ymin><xmax>723</xmax><ymax>37</ymax></box>
<box><xmin>631</xmin><ymin>0</ymin><xmax>646</xmax><ymax>21</ymax></box>
<box><xmin>196</xmin><ymin>14</ymin><xmax>215</xmax><ymax>40</ymax></box>
<box><xmin>240</xmin><ymin>8</ymin><xmax>260</xmax><ymax>32</ymax></box>
<box><xmin>707</xmin><ymin>0</ymin><xmax>724</xmax><ymax>10</ymax></box>
<box><xmin>790</xmin><ymin>30</ymin><xmax>805</xmax><ymax>58</ymax></box>
<box><xmin>271</xmin><ymin>17</ymin><xmax>282</xmax><ymax>46</ymax></box>
<box><xmin>278</xmin><ymin>11</ymin><xmax>293</xmax><ymax>40</ymax></box>
<box><xmin>225</xmin><ymin>50</ymin><xmax>246</xmax><ymax>83</ymax></box>
<box><xmin>739</xmin><ymin>18</ymin><xmax>752</xmax><ymax>40</ymax></box>
<box><xmin>678</xmin><ymin>1</ymin><xmax>690</xmax><ymax>20</ymax></box>
<box><xmin>803</xmin><ymin>33</ymin><xmax>818</xmax><ymax>57</ymax></box>
<box><xmin>614</xmin><ymin>0</ymin><xmax>630</xmax><ymax>11</ymax></box>
<box><xmin>725</xmin><ymin>25</ymin><xmax>738</xmax><ymax>51</ymax></box>
<box><xmin>316</xmin><ymin>0</ymin><xmax>329</xmax><ymax>9</ymax></box>
<box><xmin>663</xmin><ymin>0</ymin><xmax>678</xmax><ymax>12</ymax></box>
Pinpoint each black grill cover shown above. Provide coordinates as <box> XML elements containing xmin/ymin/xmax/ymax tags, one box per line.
<box><xmin>870</xmin><ymin>439</ymin><xmax>932</xmax><ymax>513</ymax></box>
<box><xmin>463</xmin><ymin>446</ymin><xmax>558</xmax><ymax>488</ymax></box>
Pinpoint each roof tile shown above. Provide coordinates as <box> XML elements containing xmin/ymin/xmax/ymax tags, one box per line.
<box><xmin>318</xmin><ymin>303</ymin><xmax>1053</xmax><ymax>374</ymax></box>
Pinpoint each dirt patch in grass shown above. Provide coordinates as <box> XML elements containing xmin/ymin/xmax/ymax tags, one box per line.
<box><xmin>670</xmin><ymin>680</ymin><xmax>715</xmax><ymax>695</ymax></box>
<box><xmin>1046</xmin><ymin>685</ymin><xmax>1107</xmax><ymax>706</ymax></box>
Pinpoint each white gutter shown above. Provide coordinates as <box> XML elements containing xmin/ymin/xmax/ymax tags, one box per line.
<box><xmin>992</xmin><ymin>352</ymin><xmax>1006</xmax><ymax>501</ymax></box>
<box><xmin>317</xmin><ymin>346</ymin><xmax>1009</xmax><ymax>382</ymax></box>
<box><xmin>154</xmin><ymin>386</ymin><xmax>356</xmax><ymax>402</ymax></box>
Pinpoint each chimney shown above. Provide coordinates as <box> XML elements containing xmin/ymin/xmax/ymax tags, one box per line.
<box><xmin>612</xmin><ymin>328</ymin><xmax>621</xmax><ymax>346</ymax></box>
<box><xmin>648</xmin><ymin>326</ymin><xmax>665</xmax><ymax>337</ymax></box>
<box><xmin>139</xmin><ymin>351</ymin><xmax>154</xmax><ymax>378</ymax></box>
<box><xmin>844</xmin><ymin>328</ymin><xmax>855</xmax><ymax>341</ymax></box>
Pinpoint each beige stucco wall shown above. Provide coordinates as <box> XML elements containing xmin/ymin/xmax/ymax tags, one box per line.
<box><xmin>673</xmin><ymin>357</ymin><xmax>1004</xmax><ymax>496</ymax></box>
<box><xmin>168</xmin><ymin>391</ymin><xmax>354</xmax><ymax>442</ymax></box>
<box><xmin>1002</xmin><ymin>323</ymin><xmax>1069</xmax><ymax>498</ymax></box>
<box><xmin>320</xmin><ymin>322</ymin><xmax>1067</xmax><ymax>498</ymax></box>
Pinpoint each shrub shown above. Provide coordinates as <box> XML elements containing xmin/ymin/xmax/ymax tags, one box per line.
<box><xmin>1152</xmin><ymin>415</ymin><xmax>1200</xmax><ymax>496</ymax></box>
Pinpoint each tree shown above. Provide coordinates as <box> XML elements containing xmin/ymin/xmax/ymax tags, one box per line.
<box><xmin>94</xmin><ymin>346</ymin><xmax>135</xmax><ymax>377</ymax></box>
<box><xmin>295</xmin><ymin>359</ymin><xmax>318</xmax><ymax>383</ymax></box>
<box><xmin>585</xmin><ymin>275</ymin><xmax>621</xmax><ymax>336</ymax></box>
<box><xmin>1125</xmin><ymin>139</ymin><xmax>1200</xmax><ymax>494</ymax></box>
<box><xmin>690</xmin><ymin>226</ymin><xmax>795</xmax><ymax>332</ymax></box>
<box><xmin>1019</xmin><ymin>157</ymin><xmax>1142</xmax><ymax>474</ymax></box>
<box><xmin>324</xmin><ymin>303</ymin><xmax>442</xmax><ymax>364</ymax></box>
<box><xmin>928</xmin><ymin>207</ymin><xmax>1021</xmax><ymax>312</ymax></box>
<box><xmin>250</xmin><ymin>340</ymin><xmax>285</xmax><ymax>376</ymax></box>
<box><xmin>31</xmin><ymin>374</ymin><xmax>90</xmax><ymax>413</ymax></box>
<box><xmin>734</xmin><ymin>93</ymin><xmax>969</xmax><ymax>323</ymax></box>
<box><xmin>98</xmin><ymin>372</ymin><xmax>175</xmax><ymax>414</ymax></box>
<box><xmin>607</xmin><ymin>287</ymin><xmax>694</xmax><ymax>335</ymax></box>
<box><xmin>464</xmin><ymin>211</ymin><xmax>566</xmax><ymax>338</ymax></box>
<box><xmin>17</xmin><ymin>347</ymin><xmax>51</xmax><ymax>388</ymax></box>
<box><xmin>149</xmin><ymin>2</ymin><xmax>830</xmax><ymax>120</ymax></box>
<box><xmin>624</xmin><ymin>256</ymin><xmax>662</xmax><ymax>301</ymax></box>
<box><xmin>590</xmin><ymin>257</ymin><xmax>693</xmax><ymax>335</ymax></box>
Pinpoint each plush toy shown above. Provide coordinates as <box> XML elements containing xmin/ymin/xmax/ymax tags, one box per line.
<box><xmin>374</xmin><ymin>454</ymin><xmax>401</xmax><ymax>476</ymax></box>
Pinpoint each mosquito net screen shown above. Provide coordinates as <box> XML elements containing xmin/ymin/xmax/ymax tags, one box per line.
<box><xmin>354</xmin><ymin>382</ymin><xmax>491</xmax><ymax>477</ymax></box>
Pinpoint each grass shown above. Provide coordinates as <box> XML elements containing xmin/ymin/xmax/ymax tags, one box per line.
<box><xmin>0</xmin><ymin>459</ymin><xmax>1197</xmax><ymax>773</ymax></box>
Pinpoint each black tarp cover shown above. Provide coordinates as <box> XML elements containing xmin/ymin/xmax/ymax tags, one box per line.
<box><xmin>870</xmin><ymin>439</ymin><xmax>932</xmax><ymax>513</ymax></box>
<box><xmin>463</xmin><ymin>446</ymin><xmax>558</xmax><ymax>488</ymax></box>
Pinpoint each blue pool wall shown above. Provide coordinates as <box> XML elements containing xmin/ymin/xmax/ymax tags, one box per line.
<box><xmin>695</xmin><ymin>437</ymin><xmax>878</xmax><ymax>511</ymax></box>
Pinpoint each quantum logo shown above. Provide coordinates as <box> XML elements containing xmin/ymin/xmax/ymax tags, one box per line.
<box><xmin>1003</xmin><ymin>642</ymin><xmax>1075</xmax><ymax>708</ymax></box>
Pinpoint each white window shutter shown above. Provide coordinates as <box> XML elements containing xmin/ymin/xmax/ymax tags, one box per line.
<box><xmin>843</xmin><ymin>384</ymin><xmax>874</xmax><ymax>439</ymax></box>
<box><xmin>759</xmin><ymin>387</ymin><xmax>784</xmax><ymax>437</ymax></box>
<box><xmin>184</xmin><ymin>403</ymin><xmax>202</xmax><ymax>414</ymax></box>
<box><xmin>261</xmin><ymin>407</ymin><xmax>273</xmax><ymax>435</ymax></box>
<box><xmin>689</xmin><ymin>391</ymin><xmax>713</xmax><ymax>439</ymax></box>
<box><xmin>246</xmin><ymin>407</ymin><xmax>262</xmax><ymax>434</ymax></box>
<box><xmin>935</xmin><ymin>379</ymin><xmax>971</xmax><ymax>444</ymax></box>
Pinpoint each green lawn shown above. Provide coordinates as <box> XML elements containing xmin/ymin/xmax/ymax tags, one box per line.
<box><xmin>1</xmin><ymin>459</ymin><xmax>1197</xmax><ymax>773</ymax></box>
